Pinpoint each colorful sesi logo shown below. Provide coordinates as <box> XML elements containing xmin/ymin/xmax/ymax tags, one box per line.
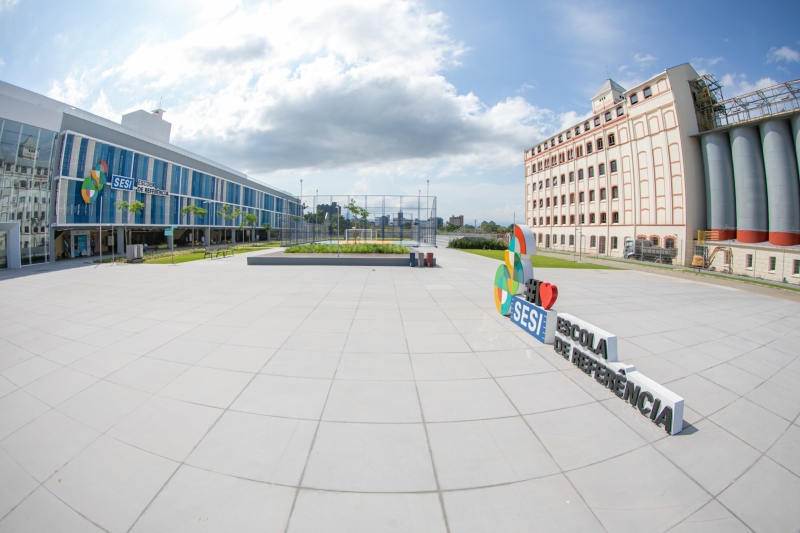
<box><xmin>80</xmin><ymin>160</ymin><xmax>108</xmax><ymax>203</ymax></box>
<box><xmin>493</xmin><ymin>225</ymin><xmax>537</xmax><ymax>315</ymax></box>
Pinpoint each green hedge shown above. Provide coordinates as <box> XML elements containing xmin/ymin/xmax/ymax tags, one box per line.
<box><xmin>448</xmin><ymin>237</ymin><xmax>507</xmax><ymax>250</ymax></box>
<box><xmin>285</xmin><ymin>243</ymin><xmax>410</xmax><ymax>254</ymax></box>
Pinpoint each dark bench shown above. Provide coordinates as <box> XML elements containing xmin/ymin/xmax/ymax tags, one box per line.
<box><xmin>203</xmin><ymin>245</ymin><xmax>232</xmax><ymax>259</ymax></box>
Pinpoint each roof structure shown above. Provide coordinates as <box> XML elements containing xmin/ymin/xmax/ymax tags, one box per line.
<box><xmin>592</xmin><ymin>78</ymin><xmax>627</xmax><ymax>100</ymax></box>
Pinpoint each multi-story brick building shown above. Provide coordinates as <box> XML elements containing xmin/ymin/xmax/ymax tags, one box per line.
<box><xmin>524</xmin><ymin>63</ymin><xmax>706</xmax><ymax>264</ymax></box>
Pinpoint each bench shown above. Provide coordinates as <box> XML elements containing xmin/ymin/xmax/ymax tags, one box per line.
<box><xmin>203</xmin><ymin>245</ymin><xmax>233</xmax><ymax>259</ymax></box>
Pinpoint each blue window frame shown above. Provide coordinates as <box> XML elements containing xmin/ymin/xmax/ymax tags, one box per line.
<box><xmin>61</xmin><ymin>134</ymin><xmax>74</xmax><ymax>176</ymax></box>
<box><xmin>76</xmin><ymin>137</ymin><xmax>89</xmax><ymax>178</ymax></box>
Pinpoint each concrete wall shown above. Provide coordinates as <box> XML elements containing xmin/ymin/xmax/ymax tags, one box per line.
<box><xmin>705</xmin><ymin>241</ymin><xmax>800</xmax><ymax>285</ymax></box>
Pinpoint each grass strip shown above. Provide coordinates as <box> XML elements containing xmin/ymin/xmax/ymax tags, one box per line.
<box><xmin>285</xmin><ymin>243</ymin><xmax>409</xmax><ymax>254</ymax></box>
<box><xmin>460</xmin><ymin>249</ymin><xmax>618</xmax><ymax>269</ymax></box>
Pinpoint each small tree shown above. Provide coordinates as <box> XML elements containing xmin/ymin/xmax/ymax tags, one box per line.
<box><xmin>261</xmin><ymin>223</ymin><xmax>272</xmax><ymax>242</ymax></box>
<box><xmin>115</xmin><ymin>200</ymin><xmax>144</xmax><ymax>251</ymax></box>
<box><xmin>345</xmin><ymin>199</ymin><xmax>370</xmax><ymax>241</ymax></box>
<box><xmin>180</xmin><ymin>205</ymin><xmax>208</xmax><ymax>247</ymax></box>
<box><xmin>242</xmin><ymin>213</ymin><xmax>258</xmax><ymax>242</ymax></box>
<box><xmin>217</xmin><ymin>205</ymin><xmax>241</xmax><ymax>242</ymax></box>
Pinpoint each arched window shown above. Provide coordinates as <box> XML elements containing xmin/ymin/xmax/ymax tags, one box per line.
<box><xmin>665</xmin><ymin>237</ymin><xmax>675</xmax><ymax>249</ymax></box>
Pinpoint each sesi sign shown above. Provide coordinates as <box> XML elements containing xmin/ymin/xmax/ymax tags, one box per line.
<box><xmin>510</xmin><ymin>296</ymin><xmax>556</xmax><ymax>344</ymax></box>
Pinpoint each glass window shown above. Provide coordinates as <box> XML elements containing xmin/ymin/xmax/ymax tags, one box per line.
<box><xmin>630</xmin><ymin>94</ymin><xmax>638</xmax><ymax>104</ymax></box>
<box><xmin>589</xmin><ymin>213</ymin><xmax>595</xmax><ymax>223</ymax></box>
<box><xmin>794</xmin><ymin>259</ymin><xmax>800</xmax><ymax>275</ymax></box>
<box><xmin>605</xmin><ymin>112</ymin><xmax>612</xmax><ymax>122</ymax></box>
<box><xmin>594</xmin><ymin>117</ymin><xmax>600</xmax><ymax>127</ymax></box>
<box><xmin>600</xmin><ymin>188</ymin><xmax>606</xmax><ymax>200</ymax></box>
<box><xmin>616</xmin><ymin>107</ymin><xmax>624</xmax><ymax>117</ymax></box>
<box><xmin>586</xmin><ymin>142</ymin><xmax>593</xmax><ymax>154</ymax></box>
<box><xmin>551</xmin><ymin>139</ymin><xmax>555</xmax><ymax>147</ymax></box>
<box><xmin>599</xmin><ymin>163</ymin><xmax>606</xmax><ymax>175</ymax></box>
<box><xmin>643</xmin><ymin>86</ymin><xmax>652</xmax><ymax>98</ymax></box>
<box><xmin>769</xmin><ymin>256</ymin><xmax>777</xmax><ymax>271</ymax></box>
<box><xmin>589</xmin><ymin>190</ymin><xmax>595</xmax><ymax>201</ymax></box>
<box><xmin>566</xmin><ymin>131</ymin><xmax>571</xmax><ymax>139</ymax></box>
<box><xmin>589</xmin><ymin>166</ymin><xmax>595</xmax><ymax>178</ymax></box>
<box><xmin>558</xmin><ymin>135</ymin><xmax>563</xmax><ymax>143</ymax></box>
<box><xmin>577</xmin><ymin>169</ymin><xmax>583</xmax><ymax>180</ymax></box>
<box><xmin>545</xmin><ymin>179</ymin><xmax>550</xmax><ymax>188</ymax></box>
<box><xmin>570</xmin><ymin>215</ymin><xmax>575</xmax><ymax>225</ymax></box>
<box><xmin>561</xmin><ymin>195</ymin><xmax>566</xmax><ymax>205</ymax></box>
<box><xmin>561</xmin><ymin>174</ymin><xmax>566</xmax><ymax>184</ymax></box>
<box><xmin>608</xmin><ymin>134</ymin><xmax>615</xmax><ymax>146</ymax></box>
<box><xmin>612</xmin><ymin>186</ymin><xmax>619</xmax><ymax>198</ymax></box>
<box><xmin>570</xmin><ymin>193</ymin><xmax>575</xmax><ymax>204</ymax></box>
<box><xmin>665</xmin><ymin>237</ymin><xmax>675</xmax><ymax>249</ymax></box>
<box><xmin>611</xmin><ymin>236</ymin><xmax>618</xmax><ymax>249</ymax></box>
<box><xmin>575</xmin><ymin>127</ymin><xmax>581</xmax><ymax>136</ymax></box>
<box><xmin>601</xmin><ymin>212</ymin><xmax>607</xmax><ymax>223</ymax></box>
<box><xmin>612</xmin><ymin>211</ymin><xmax>619</xmax><ymax>223</ymax></box>
<box><xmin>746</xmin><ymin>254</ymin><xmax>753</xmax><ymax>267</ymax></box>
<box><xmin>590</xmin><ymin>235</ymin><xmax>596</xmax><ymax>247</ymax></box>
<box><xmin>597</xmin><ymin>138</ymin><xmax>604</xmax><ymax>150</ymax></box>
<box><xmin>546</xmin><ymin>198</ymin><xmax>550</xmax><ymax>207</ymax></box>
<box><xmin>579</xmin><ymin>191</ymin><xmax>585</xmax><ymax>203</ymax></box>
<box><xmin>570</xmin><ymin>171</ymin><xmax>575</xmax><ymax>182</ymax></box>
<box><xmin>610</xmin><ymin>160</ymin><xmax>617</xmax><ymax>173</ymax></box>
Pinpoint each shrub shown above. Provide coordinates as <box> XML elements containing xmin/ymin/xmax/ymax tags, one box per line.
<box><xmin>285</xmin><ymin>243</ymin><xmax>410</xmax><ymax>254</ymax></box>
<box><xmin>448</xmin><ymin>237</ymin><xmax>507</xmax><ymax>250</ymax></box>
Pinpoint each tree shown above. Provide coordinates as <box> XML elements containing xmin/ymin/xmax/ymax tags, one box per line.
<box><xmin>261</xmin><ymin>223</ymin><xmax>272</xmax><ymax>242</ymax></box>
<box><xmin>242</xmin><ymin>213</ymin><xmax>258</xmax><ymax>242</ymax></box>
<box><xmin>115</xmin><ymin>200</ymin><xmax>144</xmax><ymax>250</ymax></box>
<box><xmin>216</xmin><ymin>205</ymin><xmax>241</xmax><ymax>242</ymax></box>
<box><xmin>180</xmin><ymin>205</ymin><xmax>208</xmax><ymax>247</ymax></box>
<box><xmin>345</xmin><ymin>199</ymin><xmax>370</xmax><ymax>241</ymax></box>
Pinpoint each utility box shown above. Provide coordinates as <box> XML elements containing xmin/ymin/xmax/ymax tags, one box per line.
<box><xmin>126</xmin><ymin>244</ymin><xmax>143</xmax><ymax>262</ymax></box>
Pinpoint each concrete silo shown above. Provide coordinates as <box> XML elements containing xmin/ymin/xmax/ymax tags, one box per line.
<box><xmin>701</xmin><ymin>132</ymin><xmax>737</xmax><ymax>240</ymax></box>
<box><xmin>730</xmin><ymin>126</ymin><xmax>768</xmax><ymax>243</ymax></box>
<box><xmin>760</xmin><ymin>119</ymin><xmax>800</xmax><ymax>246</ymax></box>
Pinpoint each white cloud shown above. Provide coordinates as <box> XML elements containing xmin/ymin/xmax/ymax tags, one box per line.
<box><xmin>633</xmin><ymin>53</ymin><xmax>656</xmax><ymax>65</ymax></box>
<box><xmin>0</xmin><ymin>57</ymin><xmax>5</xmax><ymax>67</ymax></box>
<box><xmin>719</xmin><ymin>73</ymin><xmax>777</xmax><ymax>98</ymax></box>
<box><xmin>767</xmin><ymin>46</ymin><xmax>800</xmax><ymax>64</ymax></box>
<box><xmin>46</xmin><ymin>73</ymin><xmax>91</xmax><ymax>106</ymax></box>
<box><xmin>691</xmin><ymin>56</ymin><xmax>724</xmax><ymax>75</ymax></box>
<box><xmin>0</xmin><ymin>0</ymin><xmax>19</xmax><ymax>12</ymax></box>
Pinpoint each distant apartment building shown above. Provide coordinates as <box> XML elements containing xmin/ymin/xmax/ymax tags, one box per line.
<box><xmin>449</xmin><ymin>215</ymin><xmax>464</xmax><ymax>226</ymax></box>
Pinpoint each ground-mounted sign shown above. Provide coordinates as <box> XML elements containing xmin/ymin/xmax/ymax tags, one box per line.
<box><xmin>495</xmin><ymin>224</ymin><xmax>685</xmax><ymax>435</ymax></box>
<box><xmin>136</xmin><ymin>180</ymin><xmax>169</xmax><ymax>196</ymax></box>
<box><xmin>111</xmin><ymin>175</ymin><xmax>135</xmax><ymax>191</ymax></box>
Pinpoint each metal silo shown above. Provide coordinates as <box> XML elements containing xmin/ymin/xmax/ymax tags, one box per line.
<box><xmin>730</xmin><ymin>126</ymin><xmax>768</xmax><ymax>242</ymax></box>
<box><xmin>701</xmin><ymin>132</ymin><xmax>736</xmax><ymax>240</ymax></box>
<box><xmin>760</xmin><ymin>119</ymin><xmax>800</xmax><ymax>246</ymax></box>
<box><xmin>793</xmin><ymin>114</ymin><xmax>800</xmax><ymax>181</ymax></box>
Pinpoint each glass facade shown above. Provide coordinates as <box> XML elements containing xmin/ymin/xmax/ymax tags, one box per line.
<box><xmin>0</xmin><ymin>118</ymin><xmax>57</xmax><ymax>265</ymax></box>
<box><xmin>54</xmin><ymin>130</ymin><xmax>298</xmax><ymax>259</ymax></box>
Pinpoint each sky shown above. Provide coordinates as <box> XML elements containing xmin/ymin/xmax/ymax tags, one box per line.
<box><xmin>1</xmin><ymin>0</ymin><xmax>798</xmax><ymax>224</ymax></box>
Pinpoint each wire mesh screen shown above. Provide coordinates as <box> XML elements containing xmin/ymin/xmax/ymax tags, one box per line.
<box><xmin>280</xmin><ymin>195</ymin><xmax>437</xmax><ymax>247</ymax></box>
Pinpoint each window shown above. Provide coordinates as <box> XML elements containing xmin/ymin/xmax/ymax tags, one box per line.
<box><xmin>577</xmin><ymin>145</ymin><xmax>583</xmax><ymax>157</ymax></box>
<box><xmin>561</xmin><ymin>195</ymin><xmax>566</xmax><ymax>205</ymax></box>
<box><xmin>589</xmin><ymin>166</ymin><xmax>595</xmax><ymax>178</ymax></box>
<box><xmin>604</xmin><ymin>112</ymin><xmax>612</xmax><ymax>122</ymax></box>
<box><xmin>630</xmin><ymin>94</ymin><xmax>638</xmax><ymax>105</ymax></box>
<box><xmin>545</xmin><ymin>179</ymin><xmax>550</xmax><ymax>188</ymax></box>
<box><xmin>539</xmin><ymin>199</ymin><xmax>543</xmax><ymax>207</ymax></box>
<box><xmin>561</xmin><ymin>174</ymin><xmax>566</xmax><ymax>184</ymax></box>
<box><xmin>610</xmin><ymin>160</ymin><xmax>617</xmax><ymax>173</ymax></box>
<box><xmin>561</xmin><ymin>215</ymin><xmax>566</xmax><ymax>224</ymax></box>
<box><xmin>570</xmin><ymin>193</ymin><xmax>575</xmax><ymax>204</ymax></box>
<box><xmin>612</xmin><ymin>211</ymin><xmax>619</xmax><ymax>223</ymax></box>
<box><xmin>616</xmin><ymin>107</ymin><xmax>624</xmax><ymax>117</ymax></box>
<box><xmin>546</xmin><ymin>198</ymin><xmax>550</xmax><ymax>207</ymax></box>
<box><xmin>600</xmin><ymin>188</ymin><xmax>607</xmax><ymax>200</ymax></box>
<box><xmin>539</xmin><ymin>217</ymin><xmax>543</xmax><ymax>225</ymax></box>
<box><xmin>650</xmin><ymin>237</ymin><xmax>659</xmax><ymax>246</ymax></box>
<box><xmin>579</xmin><ymin>191</ymin><xmax>585</xmax><ymax>203</ymax></box>
<box><xmin>611</xmin><ymin>236</ymin><xmax>618</xmax><ymax>249</ymax></box>
<box><xmin>600</xmin><ymin>212</ymin><xmax>607</xmax><ymax>223</ymax></box>
<box><xmin>575</xmin><ymin>127</ymin><xmax>580</xmax><ymax>136</ymax></box>
<box><xmin>746</xmin><ymin>254</ymin><xmax>753</xmax><ymax>268</ymax></box>
<box><xmin>570</xmin><ymin>215</ymin><xmax>575</xmax><ymax>225</ymax></box>
<box><xmin>589</xmin><ymin>213</ymin><xmax>596</xmax><ymax>223</ymax></box>
<box><xmin>566</xmin><ymin>131</ymin><xmax>571</xmax><ymax>140</ymax></box>
<box><xmin>539</xmin><ymin>181</ymin><xmax>543</xmax><ymax>190</ymax></box>
<box><xmin>793</xmin><ymin>259</ymin><xmax>800</xmax><ymax>275</ymax></box>
<box><xmin>643</xmin><ymin>86</ymin><xmax>652</xmax><ymax>98</ymax></box>
<box><xmin>538</xmin><ymin>233</ymin><xmax>543</xmax><ymax>243</ymax></box>
<box><xmin>551</xmin><ymin>139</ymin><xmax>555</xmax><ymax>147</ymax></box>
<box><xmin>665</xmin><ymin>237</ymin><xmax>675</xmax><ymax>249</ymax></box>
<box><xmin>597</xmin><ymin>138</ymin><xmax>604</xmax><ymax>150</ymax></box>
<box><xmin>599</xmin><ymin>236</ymin><xmax>606</xmax><ymax>254</ymax></box>
<box><xmin>608</xmin><ymin>134</ymin><xmax>615</xmax><ymax>146</ymax></box>
<box><xmin>594</xmin><ymin>117</ymin><xmax>600</xmax><ymax>126</ymax></box>
<box><xmin>558</xmin><ymin>135</ymin><xmax>563</xmax><ymax>143</ymax></box>
<box><xmin>769</xmin><ymin>256</ymin><xmax>777</xmax><ymax>271</ymax></box>
<box><xmin>538</xmin><ymin>146</ymin><xmax>541</xmax><ymax>153</ymax></box>
<box><xmin>589</xmin><ymin>190</ymin><xmax>596</xmax><ymax>201</ymax></box>
<box><xmin>533</xmin><ymin>218</ymin><xmax>537</xmax><ymax>226</ymax></box>
<box><xmin>580</xmin><ymin>214</ymin><xmax>585</xmax><ymax>224</ymax></box>
<box><xmin>577</xmin><ymin>169</ymin><xmax>583</xmax><ymax>180</ymax></box>
<box><xmin>590</xmin><ymin>235</ymin><xmax>597</xmax><ymax>247</ymax></box>
<box><xmin>599</xmin><ymin>163</ymin><xmax>606</xmax><ymax>175</ymax></box>
<box><xmin>612</xmin><ymin>186</ymin><xmax>619</xmax><ymax>198</ymax></box>
<box><xmin>546</xmin><ymin>217</ymin><xmax>550</xmax><ymax>225</ymax></box>
<box><xmin>586</xmin><ymin>142</ymin><xmax>593</xmax><ymax>154</ymax></box>
<box><xmin>569</xmin><ymin>234</ymin><xmax>575</xmax><ymax>245</ymax></box>
<box><xmin>584</xmin><ymin>122</ymin><xmax>590</xmax><ymax>131</ymax></box>
<box><xmin>569</xmin><ymin>171</ymin><xmax>575</xmax><ymax>182</ymax></box>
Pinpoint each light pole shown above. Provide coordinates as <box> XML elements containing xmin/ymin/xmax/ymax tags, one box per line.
<box><xmin>578</xmin><ymin>204</ymin><xmax>584</xmax><ymax>263</ymax></box>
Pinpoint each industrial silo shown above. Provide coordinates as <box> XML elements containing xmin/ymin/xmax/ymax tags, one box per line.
<box><xmin>730</xmin><ymin>126</ymin><xmax>768</xmax><ymax>243</ymax></box>
<box><xmin>701</xmin><ymin>132</ymin><xmax>736</xmax><ymax>240</ymax></box>
<box><xmin>793</xmin><ymin>114</ymin><xmax>800</xmax><ymax>180</ymax></box>
<box><xmin>760</xmin><ymin>119</ymin><xmax>800</xmax><ymax>246</ymax></box>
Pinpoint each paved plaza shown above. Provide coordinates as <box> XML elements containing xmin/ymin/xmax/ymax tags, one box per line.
<box><xmin>0</xmin><ymin>247</ymin><xmax>799</xmax><ymax>532</ymax></box>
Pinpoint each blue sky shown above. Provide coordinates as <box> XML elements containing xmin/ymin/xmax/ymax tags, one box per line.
<box><xmin>1</xmin><ymin>0</ymin><xmax>798</xmax><ymax>224</ymax></box>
